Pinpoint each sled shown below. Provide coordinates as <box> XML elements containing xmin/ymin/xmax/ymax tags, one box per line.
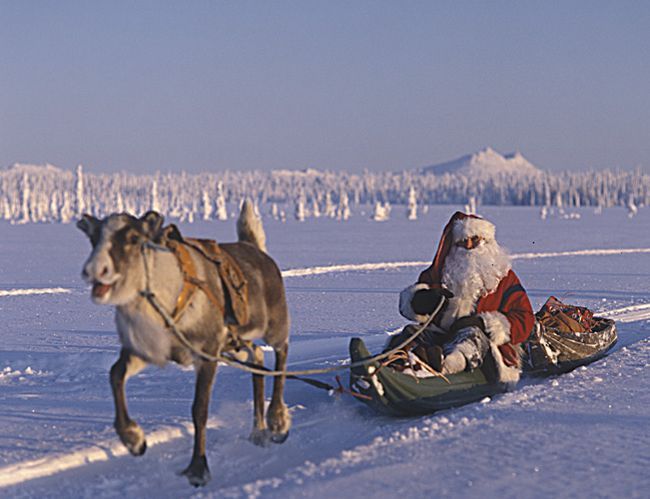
<box><xmin>348</xmin><ymin>338</ymin><xmax>512</xmax><ymax>417</ymax></box>
<box><xmin>522</xmin><ymin>315</ymin><xmax>617</xmax><ymax>376</ymax></box>
<box><xmin>349</xmin><ymin>313</ymin><xmax>617</xmax><ymax>416</ymax></box>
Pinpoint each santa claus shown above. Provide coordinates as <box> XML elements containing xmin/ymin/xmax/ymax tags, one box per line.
<box><xmin>397</xmin><ymin>211</ymin><xmax>535</xmax><ymax>383</ymax></box>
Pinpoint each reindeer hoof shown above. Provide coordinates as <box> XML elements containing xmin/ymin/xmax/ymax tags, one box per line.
<box><xmin>248</xmin><ymin>428</ymin><xmax>271</xmax><ymax>447</ymax></box>
<box><xmin>267</xmin><ymin>403</ymin><xmax>291</xmax><ymax>444</ymax></box>
<box><xmin>271</xmin><ymin>430</ymin><xmax>289</xmax><ymax>444</ymax></box>
<box><xmin>131</xmin><ymin>439</ymin><xmax>147</xmax><ymax>456</ymax></box>
<box><xmin>181</xmin><ymin>456</ymin><xmax>211</xmax><ymax>487</ymax></box>
<box><xmin>118</xmin><ymin>421</ymin><xmax>147</xmax><ymax>456</ymax></box>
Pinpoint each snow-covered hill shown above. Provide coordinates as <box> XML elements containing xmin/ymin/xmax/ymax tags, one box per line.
<box><xmin>3</xmin><ymin>162</ymin><xmax>66</xmax><ymax>175</ymax></box>
<box><xmin>422</xmin><ymin>147</ymin><xmax>542</xmax><ymax>177</ymax></box>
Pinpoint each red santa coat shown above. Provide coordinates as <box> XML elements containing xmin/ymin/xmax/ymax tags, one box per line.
<box><xmin>400</xmin><ymin>212</ymin><xmax>535</xmax><ymax>381</ymax></box>
<box><xmin>426</xmin><ymin>269</ymin><xmax>534</xmax><ymax>367</ymax></box>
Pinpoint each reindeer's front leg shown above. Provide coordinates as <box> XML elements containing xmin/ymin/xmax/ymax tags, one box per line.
<box><xmin>181</xmin><ymin>359</ymin><xmax>217</xmax><ymax>487</ymax></box>
<box><xmin>267</xmin><ymin>342</ymin><xmax>291</xmax><ymax>443</ymax></box>
<box><xmin>110</xmin><ymin>348</ymin><xmax>148</xmax><ymax>455</ymax></box>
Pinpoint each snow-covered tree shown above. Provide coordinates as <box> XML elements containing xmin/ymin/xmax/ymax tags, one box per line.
<box><xmin>407</xmin><ymin>186</ymin><xmax>417</xmax><ymax>220</ymax></box>
<box><xmin>75</xmin><ymin>165</ymin><xmax>85</xmax><ymax>216</ymax></box>
<box><xmin>324</xmin><ymin>191</ymin><xmax>336</xmax><ymax>218</ymax></box>
<box><xmin>215</xmin><ymin>182</ymin><xmax>228</xmax><ymax>221</ymax></box>
<box><xmin>2</xmin><ymin>162</ymin><xmax>649</xmax><ymax>224</ymax></box>
<box><xmin>20</xmin><ymin>173</ymin><xmax>31</xmax><ymax>223</ymax></box>
<box><xmin>627</xmin><ymin>194</ymin><xmax>638</xmax><ymax>218</ymax></box>
<box><xmin>202</xmin><ymin>190</ymin><xmax>212</xmax><ymax>220</ymax></box>
<box><xmin>295</xmin><ymin>191</ymin><xmax>306</xmax><ymax>222</ymax></box>
<box><xmin>60</xmin><ymin>192</ymin><xmax>74</xmax><ymax>223</ymax></box>
<box><xmin>151</xmin><ymin>178</ymin><xmax>160</xmax><ymax>213</ymax></box>
<box><xmin>337</xmin><ymin>189</ymin><xmax>350</xmax><ymax>221</ymax></box>
<box><xmin>270</xmin><ymin>202</ymin><xmax>279</xmax><ymax>220</ymax></box>
<box><xmin>372</xmin><ymin>201</ymin><xmax>390</xmax><ymax>221</ymax></box>
<box><xmin>464</xmin><ymin>196</ymin><xmax>477</xmax><ymax>215</ymax></box>
<box><xmin>312</xmin><ymin>198</ymin><xmax>321</xmax><ymax>218</ymax></box>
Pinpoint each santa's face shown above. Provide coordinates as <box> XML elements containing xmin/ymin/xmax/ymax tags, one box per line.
<box><xmin>455</xmin><ymin>235</ymin><xmax>485</xmax><ymax>250</ymax></box>
<box><xmin>439</xmin><ymin>237</ymin><xmax>512</xmax><ymax>325</ymax></box>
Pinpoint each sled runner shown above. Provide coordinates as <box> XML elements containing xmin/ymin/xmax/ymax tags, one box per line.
<box><xmin>522</xmin><ymin>297</ymin><xmax>617</xmax><ymax>375</ymax></box>
<box><xmin>348</xmin><ymin>338</ymin><xmax>512</xmax><ymax>416</ymax></box>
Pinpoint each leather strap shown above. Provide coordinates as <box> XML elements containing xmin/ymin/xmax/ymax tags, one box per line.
<box><xmin>167</xmin><ymin>240</ymin><xmax>225</xmax><ymax>321</ymax></box>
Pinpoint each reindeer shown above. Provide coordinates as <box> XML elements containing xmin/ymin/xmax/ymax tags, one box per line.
<box><xmin>77</xmin><ymin>201</ymin><xmax>290</xmax><ymax>486</ymax></box>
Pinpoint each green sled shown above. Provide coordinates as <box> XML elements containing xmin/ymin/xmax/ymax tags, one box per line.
<box><xmin>348</xmin><ymin>337</ymin><xmax>512</xmax><ymax>417</ymax></box>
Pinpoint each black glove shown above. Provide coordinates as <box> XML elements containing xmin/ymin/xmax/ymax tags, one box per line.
<box><xmin>450</xmin><ymin>315</ymin><xmax>485</xmax><ymax>335</ymax></box>
<box><xmin>411</xmin><ymin>288</ymin><xmax>453</xmax><ymax>316</ymax></box>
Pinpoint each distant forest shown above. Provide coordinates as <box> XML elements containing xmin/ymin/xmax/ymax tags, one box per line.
<box><xmin>0</xmin><ymin>165</ymin><xmax>647</xmax><ymax>223</ymax></box>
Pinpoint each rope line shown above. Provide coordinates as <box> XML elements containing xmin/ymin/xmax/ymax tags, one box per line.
<box><xmin>139</xmin><ymin>241</ymin><xmax>442</xmax><ymax>378</ymax></box>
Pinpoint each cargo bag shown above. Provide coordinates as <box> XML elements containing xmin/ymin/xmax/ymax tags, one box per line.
<box><xmin>523</xmin><ymin>296</ymin><xmax>617</xmax><ymax>375</ymax></box>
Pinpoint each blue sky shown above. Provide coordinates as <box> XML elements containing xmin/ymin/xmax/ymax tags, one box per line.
<box><xmin>1</xmin><ymin>1</ymin><xmax>649</xmax><ymax>173</ymax></box>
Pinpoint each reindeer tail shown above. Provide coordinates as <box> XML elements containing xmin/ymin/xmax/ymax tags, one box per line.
<box><xmin>237</xmin><ymin>199</ymin><xmax>267</xmax><ymax>252</ymax></box>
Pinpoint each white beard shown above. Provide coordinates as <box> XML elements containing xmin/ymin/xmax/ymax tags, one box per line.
<box><xmin>439</xmin><ymin>241</ymin><xmax>512</xmax><ymax>329</ymax></box>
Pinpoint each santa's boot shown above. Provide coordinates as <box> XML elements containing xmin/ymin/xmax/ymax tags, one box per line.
<box><xmin>441</xmin><ymin>350</ymin><xmax>467</xmax><ymax>375</ymax></box>
<box><xmin>425</xmin><ymin>345</ymin><xmax>444</xmax><ymax>372</ymax></box>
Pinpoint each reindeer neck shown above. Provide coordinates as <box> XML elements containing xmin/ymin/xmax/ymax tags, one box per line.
<box><xmin>118</xmin><ymin>245</ymin><xmax>185</xmax><ymax>321</ymax></box>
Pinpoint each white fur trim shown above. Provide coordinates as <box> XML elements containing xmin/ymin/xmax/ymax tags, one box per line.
<box><xmin>399</xmin><ymin>283</ymin><xmax>431</xmax><ymax>323</ymax></box>
<box><xmin>452</xmin><ymin>217</ymin><xmax>496</xmax><ymax>243</ymax></box>
<box><xmin>480</xmin><ymin>311</ymin><xmax>511</xmax><ymax>346</ymax></box>
<box><xmin>490</xmin><ymin>344</ymin><xmax>521</xmax><ymax>385</ymax></box>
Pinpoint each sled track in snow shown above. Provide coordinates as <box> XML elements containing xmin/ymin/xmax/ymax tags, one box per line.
<box><xmin>281</xmin><ymin>247</ymin><xmax>650</xmax><ymax>278</ymax></box>
<box><xmin>601</xmin><ymin>303</ymin><xmax>650</xmax><ymax>323</ymax></box>
<box><xmin>0</xmin><ymin>419</ymin><xmax>221</xmax><ymax>488</ymax></box>
<box><xmin>0</xmin><ymin>287</ymin><xmax>71</xmax><ymax>298</ymax></box>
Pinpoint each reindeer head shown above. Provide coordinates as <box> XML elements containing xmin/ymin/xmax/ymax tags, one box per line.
<box><xmin>77</xmin><ymin>211</ymin><xmax>164</xmax><ymax>305</ymax></box>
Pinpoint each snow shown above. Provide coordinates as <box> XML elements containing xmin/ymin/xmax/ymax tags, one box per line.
<box><xmin>0</xmin><ymin>205</ymin><xmax>649</xmax><ymax>497</ymax></box>
<box><xmin>0</xmin><ymin>287</ymin><xmax>71</xmax><ymax>297</ymax></box>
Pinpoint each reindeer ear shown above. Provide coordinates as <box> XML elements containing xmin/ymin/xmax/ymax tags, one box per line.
<box><xmin>160</xmin><ymin>224</ymin><xmax>183</xmax><ymax>242</ymax></box>
<box><xmin>140</xmin><ymin>211</ymin><xmax>164</xmax><ymax>239</ymax></box>
<box><xmin>76</xmin><ymin>214</ymin><xmax>100</xmax><ymax>239</ymax></box>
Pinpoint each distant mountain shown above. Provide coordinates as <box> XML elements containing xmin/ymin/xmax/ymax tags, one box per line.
<box><xmin>421</xmin><ymin>147</ymin><xmax>542</xmax><ymax>177</ymax></box>
<box><xmin>4</xmin><ymin>162</ymin><xmax>65</xmax><ymax>174</ymax></box>
<box><xmin>272</xmin><ymin>168</ymin><xmax>325</xmax><ymax>177</ymax></box>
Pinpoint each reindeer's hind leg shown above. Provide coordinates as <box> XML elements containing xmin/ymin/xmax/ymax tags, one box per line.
<box><xmin>249</xmin><ymin>344</ymin><xmax>270</xmax><ymax>446</ymax></box>
<box><xmin>110</xmin><ymin>348</ymin><xmax>148</xmax><ymax>456</ymax></box>
<box><xmin>182</xmin><ymin>359</ymin><xmax>217</xmax><ymax>487</ymax></box>
<box><xmin>267</xmin><ymin>342</ymin><xmax>291</xmax><ymax>443</ymax></box>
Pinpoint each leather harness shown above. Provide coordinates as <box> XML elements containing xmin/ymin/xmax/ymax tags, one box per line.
<box><xmin>164</xmin><ymin>238</ymin><xmax>249</xmax><ymax>326</ymax></box>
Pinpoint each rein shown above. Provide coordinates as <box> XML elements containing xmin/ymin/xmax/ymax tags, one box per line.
<box><xmin>138</xmin><ymin>240</ymin><xmax>443</xmax><ymax>389</ymax></box>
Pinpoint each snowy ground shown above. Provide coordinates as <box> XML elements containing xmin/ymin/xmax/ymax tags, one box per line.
<box><xmin>1</xmin><ymin>206</ymin><xmax>649</xmax><ymax>498</ymax></box>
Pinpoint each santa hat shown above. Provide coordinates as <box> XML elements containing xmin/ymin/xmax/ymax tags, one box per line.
<box><xmin>417</xmin><ymin>211</ymin><xmax>497</xmax><ymax>288</ymax></box>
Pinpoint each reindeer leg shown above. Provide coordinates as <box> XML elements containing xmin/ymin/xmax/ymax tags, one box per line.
<box><xmin>110</xmin><ymin>348</ymin><xmax>148</xmax><ymax>456</ymax></box>
<box><xmin>181</xmin><ymin>359</ymin><xmax>217</xmax><ymax>487</ymax></box>
<box><xmin>249</xmin><ymin>343</ymin><xmax>270</xmax><ymax>447</ymax></box>
<box><xmin>267</xmin><ymin>342</ymin><xmax>291</xmax><ymax>444</ymax></box>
